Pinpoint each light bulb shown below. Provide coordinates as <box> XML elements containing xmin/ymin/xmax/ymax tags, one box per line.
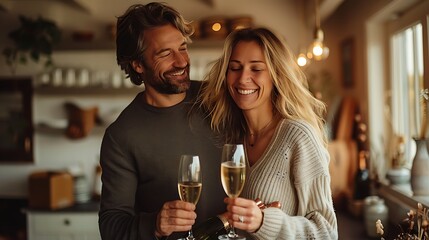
<box><xmin>212</xmin><ymin>23</ymin><xmax>222</xmax><ymax>32</ymax></box>
<box><xmin>297</xmin><ymin>53</ymin><xmax>308</xmax><ymax>67</ymax></box>
<box><xmin>309</xmin><ymin>40</ymin><xmax>329</xmax><ymax>61</ymax></box>
<box><xmin>312</xmin><ymin>42</ymin><xmax>324</xmax><ymax>57</ymax></box>
<box><xmin>307</xmin><ymin>27</ymin><xmax>329</xmax><ymax>61</ymax></box>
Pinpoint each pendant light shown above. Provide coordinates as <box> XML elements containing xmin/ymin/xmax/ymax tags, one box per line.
<box><xmin>308</xmin><ymin>0</ymin><xmax>329</xmax><ymax>61</ymax></box>
<box><xmin>297</xmin><ymin>52</ymin><xmax>309</xmax><ymax>67</ymax></box>
<box><xmin>296</xmin><ymin>1</ymin><xmax>309</xmax><ymax>67</ymax></box>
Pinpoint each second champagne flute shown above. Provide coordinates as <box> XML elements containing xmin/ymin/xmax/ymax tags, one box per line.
<box><xmin>218</xmin><ymin>144</ymin><xmax>246</xmax><ymax>240</ymax></box>
<box><xmin>178</xmin><ymin>155</ymin><xmax>202</xmax><ymax>240</ymax></box>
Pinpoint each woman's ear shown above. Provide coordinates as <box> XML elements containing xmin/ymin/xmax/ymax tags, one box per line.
<box><xmin>131</xmin><ymin>60</ymin><xmax>144</xmax><ymax>74</ymax></box>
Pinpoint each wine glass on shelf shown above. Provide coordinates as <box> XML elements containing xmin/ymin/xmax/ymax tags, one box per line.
<box><xmin>218</xmin><ymin>144</ymin><xmax>246</xmax><ymax>240</ymax></box>
<box><xmin>178</xmin><ymin>155</ymin><xmax>202</xmax><ymax>240</ymax></box>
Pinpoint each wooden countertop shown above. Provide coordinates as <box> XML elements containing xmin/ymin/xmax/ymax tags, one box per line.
<box><xmin>26</xmin><ymin>200</ymin><xmax>99</xmax><ymax>213</ymax></box>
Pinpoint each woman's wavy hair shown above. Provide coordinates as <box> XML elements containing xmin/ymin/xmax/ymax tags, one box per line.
<box><xmin>116</xmin><ymin>2</ymin><xmax>194</xmax><ymax>85</ymax></box>
<box><xmin>197</xmin><ymin>27</ymin><xmax>327</xmax><ymax>146</ymax></box>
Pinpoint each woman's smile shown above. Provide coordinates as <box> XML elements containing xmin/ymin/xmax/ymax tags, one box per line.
<box><xmin>237</xmin><ymin>88</ymin><xmax>258</xmax><ymax>95</ymax></box>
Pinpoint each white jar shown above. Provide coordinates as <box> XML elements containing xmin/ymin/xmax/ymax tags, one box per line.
<box><xmin>364</xmin><ymin>196</ymin><xmax>388</xmax><ymax>238</ymax></box>
<box><xmin>52</xmin><ymin>68</ymin><xmax>63</xmax><ymax>87</ymax></box>
<box><xmin>77</xmin><ymin>69</ymin><xmax>90</xmax><ymax>87</ymax></box>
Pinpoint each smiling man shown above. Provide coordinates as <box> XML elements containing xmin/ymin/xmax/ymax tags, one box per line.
<box><xmin>98</xmin><ymin>3</ymin><xmax>225</xmax><ymax>239</ymax></box>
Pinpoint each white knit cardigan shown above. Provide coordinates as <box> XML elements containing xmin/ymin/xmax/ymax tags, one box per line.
<box><xmin>242</xmin><ymin>119</ymin><xmax>338</xmax><ymax>240</ymax></box>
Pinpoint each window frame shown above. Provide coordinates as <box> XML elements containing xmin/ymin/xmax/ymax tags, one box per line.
<box><xmin>389</xmin><ymin>21</ymin><xmax>425</xmax><ymax>168</ymax></box>
<box><xmin>367</xmin><ymin>0</ymin><xmax>428</xmax><ymax>183</ymax></box>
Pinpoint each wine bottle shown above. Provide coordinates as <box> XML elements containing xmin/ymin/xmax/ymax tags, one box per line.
<box><xmin>191</xmin><ymin>214</ymin><xmax>230</xmax><ymax>240</ymax></box>
<box><xmin>353</xmin><ymin>151</ymin><xmax>370</xmax><ymax>200</ymax></box>
<box><xmin>188</xmin><ymin>199</ymin><xmax>280</xmax><ymax>240</ymax></box>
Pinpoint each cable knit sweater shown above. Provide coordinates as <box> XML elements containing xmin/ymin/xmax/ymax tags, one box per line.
<box><xmin>242</xmin><ymin>119</ymin><xmax>338</xmax><ymax>240</ymax></box>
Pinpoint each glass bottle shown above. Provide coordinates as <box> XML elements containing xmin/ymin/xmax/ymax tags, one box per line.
<box><xmin>353</xmin><ymin>151</ymin><xmax>370</xmax><ymax>200</ymax></box>
<box><xmin>191</xmin><ymin>215</ymin><xmax>230</xmax><ymax>240</ymax></box>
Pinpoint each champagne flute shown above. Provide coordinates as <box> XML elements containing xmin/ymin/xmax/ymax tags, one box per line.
<box><xmin>218</xmin><ymin>144</ymin><xmax>246</xmax><ymax>240</ymax></box>
<box><xmin>178</xmin><ymin>155</ymin><xmax>202</xmax><ymax>240</ymax></box>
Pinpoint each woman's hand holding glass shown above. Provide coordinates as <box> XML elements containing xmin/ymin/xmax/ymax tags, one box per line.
<box><xmin>223</xmin><ymin>197</ymin><xmax>264</xmax><ymax>233</ymax></box>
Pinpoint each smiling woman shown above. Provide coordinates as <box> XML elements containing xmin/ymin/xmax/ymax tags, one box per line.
<box><xmin>197</xmin><ymin>27</ymin><xmax>338</xmax><ymax>239</ymax></box>
<box><xmin>0</xmin><ymin>78</ymin><xmax>33</xmax><ymax>163</ymax></box>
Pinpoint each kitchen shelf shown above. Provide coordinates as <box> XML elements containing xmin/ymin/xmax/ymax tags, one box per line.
<box><xmin>55</xmin><ymin>39</ymin><xmax>116</xmax><ymax>51</ymax></box>
<box><xmin>55</xmin><ymin>38</ymin><xmax>223</xmax><ymax>51</ymax></box>
<box><xmin>35</xmin><ymin>86</ymin><xmax>143</xmax><ymax>95</ymax></box>
<box><xmin>189</xmin><ymin>39</ymin><xmax>224</xmax><ymax>48</ymax></box>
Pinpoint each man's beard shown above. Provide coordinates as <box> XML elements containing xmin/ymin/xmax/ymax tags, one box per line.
<box><xmin>143</xmin><ymin>66</ymin><xmax>191</xmax><ymax>94</ymax></box>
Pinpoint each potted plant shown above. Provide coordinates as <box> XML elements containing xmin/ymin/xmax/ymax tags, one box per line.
<box><xmin>2</xmin><ymin>15</ymin><xmax>61</xmax><ymax>74</ymax></box>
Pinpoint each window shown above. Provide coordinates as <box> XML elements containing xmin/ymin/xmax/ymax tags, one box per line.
<box><xmin>390</xmin><ymin>23</ymin><xmax>424</xmax><ymax>166</ymax></box>
<box><xmin>367</xmin><ymin>0</ymin><xmax>428</xmax><ymax>181</ymax></box>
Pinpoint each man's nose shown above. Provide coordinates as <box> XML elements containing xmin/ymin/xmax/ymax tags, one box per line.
<box><xmin>173</xmin><ymin>52</ymin><xmax>188</xmax><ymax>68</ymax></box>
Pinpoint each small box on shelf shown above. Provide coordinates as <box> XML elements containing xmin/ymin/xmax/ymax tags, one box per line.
<box><xmin>28</xmin><ymin>171</ymin><xmax>74</xmax><ymax>210</ymax></box>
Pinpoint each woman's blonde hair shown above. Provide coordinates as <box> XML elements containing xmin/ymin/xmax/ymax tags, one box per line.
<box><xmin>197</xmin><ymin>27</ymin><xmax>327</xmax><ymax>145</ymax></box>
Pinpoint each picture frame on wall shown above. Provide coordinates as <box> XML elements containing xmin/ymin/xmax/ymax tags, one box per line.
<box><xmin>0</xmin><ymin>78</ymin><xmax>34</xmax><ymax>163</ymax></box>
<box><xmin>341</xmin><ymin>37</ymin><xmax>355</xmax><ymax>88</ymax></box>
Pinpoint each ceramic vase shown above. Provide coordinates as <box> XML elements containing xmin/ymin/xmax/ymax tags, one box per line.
<box><xmin>410</xmin><ymin>138</ymin><xmax>429</xmax><ymax>196</ymax></box>
<box><xmin>364</xmin><ymin>196</ymin><xmax>388</xmax><ymax>238</ymax></box>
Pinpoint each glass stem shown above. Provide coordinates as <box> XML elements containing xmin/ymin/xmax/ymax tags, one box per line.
<box><xmin>228</xmin><ymin>227</ymin><xmax>237</xmax><ymax>237</ymax></box>
<box><xmin>187</xmin><ymin>229</ymin><xmax>194</xmax><ymax>240</ymax></box>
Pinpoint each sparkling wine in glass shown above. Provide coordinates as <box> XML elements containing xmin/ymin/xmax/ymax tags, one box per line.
<box><xmin>178</xmin><ymin>155</ymin><xmax>202</xmax><ymax>240</ymax></box>
<box><xmin>218</xmin><ymin>144</ymin><xmax>246</xmax><ymax>240</ymax></box>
